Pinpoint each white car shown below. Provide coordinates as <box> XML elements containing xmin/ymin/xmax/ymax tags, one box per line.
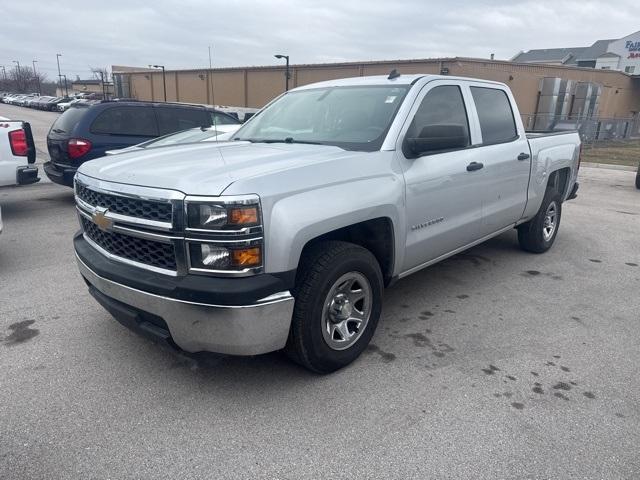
<box><xmin>0</xmin><ymin>117</ymin><xmax>39</xmax><ymax>186</ymax></box>
<box><xmin>105</xmin><ymin>124</ymin><xmax>240</xmax><ymax>155</ymax></box>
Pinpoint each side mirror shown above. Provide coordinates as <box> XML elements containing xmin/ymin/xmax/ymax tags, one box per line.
<box><xmin>404</xmin><ymin>124</ymin><xmax>468</xmax><ymax>158</ymax></box>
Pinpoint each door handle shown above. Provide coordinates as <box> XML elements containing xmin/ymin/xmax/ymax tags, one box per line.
<box><xmin>466</xmin><ymin>162</ymin><xmax>484</xmax><ymax>172</ymax></box>
<box><xmin>517</xmin><ymin>152</ymin><xmax>530</xmax><ymax>161</ymax></box>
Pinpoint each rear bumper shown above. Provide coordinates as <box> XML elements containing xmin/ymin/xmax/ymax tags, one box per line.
<box><xmin>17</xmin><ymin>165</ymin><xmax>40</xmax><ymax>185</ymax></box>
<box><xmin>76</xmin><ymin>248</ymin><xmax>295</xmax><ymax>356</ymax></box>
<box><xmin>43</xmin><ymin>161</ymin><xmax>76</xmax><ymax>187</ymax></box>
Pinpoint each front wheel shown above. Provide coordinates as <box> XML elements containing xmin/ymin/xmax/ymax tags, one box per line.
<box><xmin>285</xmin><ymin>241</ymin><xmax>383</xmax><ymax>373</ymax></box>
<box><xmin>517</xmin><ymin>187</ymin><xmax>563</xmax><ymax>253</ymax></box>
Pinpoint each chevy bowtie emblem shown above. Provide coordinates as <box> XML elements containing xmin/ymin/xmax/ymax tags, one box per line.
<box><xmin>92</xmin><ymin>207</ymin><xmax>113</xmax><ymax>232</ymax></box>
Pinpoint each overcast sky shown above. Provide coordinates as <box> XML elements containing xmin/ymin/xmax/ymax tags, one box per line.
<box><xmin>2</xmin><ymin>0</ymin><xmax>639</xmax><ymax>81</ymax></box>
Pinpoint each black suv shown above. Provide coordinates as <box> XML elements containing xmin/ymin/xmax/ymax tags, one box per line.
<box><xmin>45</xmin><ymin>101</ymin><xmax>240</xmax><ymax>187</ymax></box>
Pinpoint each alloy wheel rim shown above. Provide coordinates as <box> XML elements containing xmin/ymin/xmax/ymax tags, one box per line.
<box><xmin>321</xmin><ymin>272</ymin><xmax>372</xmax><ymax>351</ymax></box>
<box><xmin>542</xmin><ymin>201</ymin><xmax>558</xmax><ymax>241</ymax></box>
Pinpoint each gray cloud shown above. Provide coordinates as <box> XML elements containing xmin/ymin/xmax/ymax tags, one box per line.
<box><xmin>2</xmin><ymin>0</ymin><xmax>639</xmax><ymax>80</ymax></box>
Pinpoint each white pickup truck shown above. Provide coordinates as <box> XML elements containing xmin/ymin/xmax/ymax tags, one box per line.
<box><xmin>0</xmin><ymin>117</ymin><xmax>39</xmax><ymax>187</ymax></box>
<box><xmin>73</xmin><ymin>73</ymin><xmax>580</xmax><ymax>373</ymax></box>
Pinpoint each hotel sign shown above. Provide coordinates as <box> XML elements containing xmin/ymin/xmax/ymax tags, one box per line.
<box><xmin>626</xmin><ymin>40</ymin><xmax>640</xmax><ymax>59</ymax></box>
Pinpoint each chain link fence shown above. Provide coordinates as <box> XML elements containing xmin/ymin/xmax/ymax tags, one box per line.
<box><xmin>522</xmin><ymin>114</ymin><xmax>640</xmax><ymax>145</ymax></box>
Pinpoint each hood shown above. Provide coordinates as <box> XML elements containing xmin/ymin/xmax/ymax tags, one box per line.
<box><xmin>78</xmin><ymin>141</ymin><xmax>357</xmax><ymax>196</ymax></box>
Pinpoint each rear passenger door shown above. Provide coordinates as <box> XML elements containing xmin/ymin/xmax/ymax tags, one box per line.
<box><xmin>90</xmin><ymin>106</ymin><xmax>159</xmax><ymax>155</ymax></box>
<box><xmin>155</xmin><ymin>107</ymin><xmax>210</xmax><ymax>136</ymax></box>
<box><xmin>467</xmin><ymin>85</ymin><xmax>531</xmax><ymax>235</ymax></box>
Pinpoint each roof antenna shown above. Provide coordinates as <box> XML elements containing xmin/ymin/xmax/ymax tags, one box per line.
<box><xmin>388</xmin><ymin>69</ymin><xmax>400</xmax><ymax>80</ymax></box>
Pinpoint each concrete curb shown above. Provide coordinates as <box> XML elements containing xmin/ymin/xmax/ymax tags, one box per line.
<box><xmin>581</xmin><ymin>162</ymin><xmax>637</xmax><ymax>172</ymax></box>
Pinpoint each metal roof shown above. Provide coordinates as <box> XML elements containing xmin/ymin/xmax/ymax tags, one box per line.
<box><xmin>576</xmin><ymin>39</ymin><xmax>616</xmax><ymax>61</ymax></box>
<box><xmin>511</xmin><ymin>47</ymin><xmax>586</xmax><ymax>65</ymax></box>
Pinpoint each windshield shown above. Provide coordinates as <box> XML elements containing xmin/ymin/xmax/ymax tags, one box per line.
<box><xmin>234</xmin><ymin>85</ymin><xmax>410</xmax><ymax>152</ymax></box>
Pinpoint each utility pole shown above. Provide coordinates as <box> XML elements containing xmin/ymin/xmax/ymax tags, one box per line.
<box><xmin>56</xmin><ymin>54</ymin><xmax>63</xmax><ymax>97</ymax></box>
<box><xmin>32</xmin><ymin>60</ymin><xmax>41</xmax><ymax>95</ymax></box>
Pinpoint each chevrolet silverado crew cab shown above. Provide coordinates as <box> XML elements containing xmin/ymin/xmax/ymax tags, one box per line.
<box><xmin>0</xmin><ymin>118</ymin><xmax>38</xmax><ymax>187</ymax></box>
<box><xmin>73</xmin><ymin>74</ymin><xmax>580</xmax><ymax>373</ymax></box>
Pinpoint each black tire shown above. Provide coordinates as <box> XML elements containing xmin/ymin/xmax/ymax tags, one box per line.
<box><xmin>517</xmin><ymin>185</ymin><xmax>563</xmax><ymax>253</ymax></box>
<box><xmin>285</xmin><ymin>241</ymin><xmax>383</xmax><ymax>373</ymax></box>
<box><xmin>635</xmin><ymin>164</ymin><xmax>640</xmax><ymax>190</ymax></box>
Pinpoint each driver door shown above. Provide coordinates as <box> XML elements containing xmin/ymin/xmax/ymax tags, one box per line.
<box><xmin>396</xmin><ymin>81</ymin><xmax>489</xmax><ymax>273</ymax></box>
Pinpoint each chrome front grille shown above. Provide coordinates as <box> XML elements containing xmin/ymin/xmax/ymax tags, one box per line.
<box><xmin>81</xmin><ymin>217</ymin><xmax>177</xmax><ymax>270</ymax></box>
<box><xmin>75</xmin><ymin>173</ymin><xmax>263</xmax><ymax>277</ymax></box>
<box><xmin>76</xmin><ymin>182</ymin><xmax>173</xmax><ymax>223</ymax></box>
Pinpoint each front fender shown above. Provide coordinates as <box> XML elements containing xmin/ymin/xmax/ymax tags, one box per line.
<box><xmin>264</xmin><ymin>175</ymin><xmax>405</xmax><ymax>274</ymax></box>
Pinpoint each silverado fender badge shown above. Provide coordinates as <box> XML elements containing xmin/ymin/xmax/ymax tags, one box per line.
<box><xmin>411</xmin><ymin>217</ymin><xmax>444</xmax><ymax>231</ymax></box>
<box><xmin>92</xmin><ymin>207</ymin><xmax>113</xmax><ymax>232</ymax></box>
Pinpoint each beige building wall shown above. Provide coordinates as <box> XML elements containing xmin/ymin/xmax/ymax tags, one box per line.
<box><xmin>113</xmin><ymin>58</ymin><xmax>640</xmax><ymax>117</ymax></box>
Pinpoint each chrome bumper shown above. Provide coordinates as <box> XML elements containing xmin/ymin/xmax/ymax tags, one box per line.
<box><xmin>77</xmin><ymin>255</ymin><xmax>295</xmax><ymax>355</ymax></box>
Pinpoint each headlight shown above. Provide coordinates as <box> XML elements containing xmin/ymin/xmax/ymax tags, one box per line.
<box><xmin>186</xmin><ymin>201</ymin><xmax>260</xmax><ymax>231</ymax></box>
<box><xmin>188</xmin><ymin>243</ymin><xmax>262</xmax><ymax>271</ymax></box>
<box><xmin>185</xmin><ymin>195</ymin><xmax>263</xmax><ymax>275</ymax></box>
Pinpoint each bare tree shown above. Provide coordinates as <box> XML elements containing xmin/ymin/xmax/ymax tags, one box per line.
<box><xmin>9</xmin><ymin>65</ymin><xmax>34</xmax><ymax>93</ymax></box>
<box><xmin>90</xmin><ymin>67</ymin><xmax>112</xmax><ymax>99</ymax></box>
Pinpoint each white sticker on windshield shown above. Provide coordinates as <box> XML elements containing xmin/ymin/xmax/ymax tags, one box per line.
<box><xmin>385</xmin><ymin>96</ymin><xmax>397</xmax><ymax>103</ymax></box>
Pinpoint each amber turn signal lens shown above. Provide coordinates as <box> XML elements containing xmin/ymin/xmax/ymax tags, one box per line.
<box><xmin>231</xmin><ymin>247</ymin><xmax>261</xmax><ymax>267</ymax></box>
<box><xmin>229</xmin><ymin>207</ymin><xmax>258</xmax><ymax>225</ymax></box>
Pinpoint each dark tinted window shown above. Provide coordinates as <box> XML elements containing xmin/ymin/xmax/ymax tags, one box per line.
<box><xmin>156</xmin><ymin>107</ymin><xmax>209</xmax><ymax>135</ymax></box>
<box><xmin>407</xmin><ymin>85</ymin><xmax>470</xmax><ymax>147</ymax></box>
<box><xmin>91</xmin><ymin>106</ymin><xmax>158</xmax><ymax>136</ymax></box>
<box><xmin>470</xmin><ymin>87</ymin><xmax>517</xmax><ymax>144</ymax></box>
<box><xmin>210</xmin><ymin>111</ymin><xmax>240</xmax><ymax>126</ymax></box>
<box><xmin>50</xmin><ymin>106</ymin><xmax>89</xmax><ymax>134</ymax></box>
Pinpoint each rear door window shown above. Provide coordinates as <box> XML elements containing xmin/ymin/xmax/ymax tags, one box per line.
<box><xmin>156</xmin><ymin>107</ymin><xmax>210</xmax><ymax>135</ymax></box>
<box><xmin>50</xmin><ymin>106</ymin><xmax>89</xmax><ymax>135</ymax></box>
<box><xmin>90</xmin><ymin>106</ymin><xmax>158</xmax><ymax>136</ymax></box>
<box><xmin>470</xmin><ymin>87</ymin><xmax>517</xmax><ymax>144</ymax></box>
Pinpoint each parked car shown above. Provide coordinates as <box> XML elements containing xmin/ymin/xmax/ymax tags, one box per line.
<box><xmin>45</xmin><ymin>97</ymin><xmax>70</xmax><ymax>111</ymax></box>
<box><xmin>73</xmin><ymin>73</ymin><xmax>581</xmax><ymax>373</ymax></box>
<box><xmin>0</xmin><ymin>118</ymin><xmax>39</xmax><ymax>186</ymax></box>
<box><xmin>105</xmin><ymin>124</ymin><xmax>240</xmax><ymax>155</ymax></box>
<box><xmin>45</xmin><ymin>101</ymin><xmax>240</xmax><ymax>186</ymax></box>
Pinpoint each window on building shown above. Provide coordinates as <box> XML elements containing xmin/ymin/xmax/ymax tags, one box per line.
<box><xmin>470</xmin><ymin>87</ymin><xmax>518</xmax><ymax>144</ymax></box>
<box><xmin>625</xmin><ymin>66</ymin><xmax>636</xmax><ymax>74</ymax></box>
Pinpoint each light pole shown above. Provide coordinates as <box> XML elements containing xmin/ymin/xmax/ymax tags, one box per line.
<box><xmin>61</xmin><ymin>74</ymin><xmax>69</xmax><ymax>97</ymax></box>
<box><xmin>32</xmin><ymin>60</ymin><xmax>41</xmax><ymax>94</ymax></box>
<box><xmin>274</xmin><ymin>54</ymin><xmax>290</xmax><ymax>91</ymax></box>
<box><xmin>150</xmin><ymin>65</ymin><xmax>166</xmax><ymax>101</ymax></box>
<box><xmin>56</xmin><ymin>54</ymin><xmax>63</xmax><ymax>96</ymax></box>
<box><xmin>12</xmin><ymin>61</ymin><xmax>21</xmax><ymax>92</ymax></box>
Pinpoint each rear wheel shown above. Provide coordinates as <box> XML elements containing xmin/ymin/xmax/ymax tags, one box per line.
<box><xmin>518</xmin><ymin>185</ymin><xmax>563</xmax><ymax>253</ymax></box>
<box><xmin>285</xmin><ymin>241</ymin><xmax>383</xmax><ymax>373</ymax></box>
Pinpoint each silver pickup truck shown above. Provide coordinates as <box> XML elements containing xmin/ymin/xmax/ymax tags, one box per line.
<box><xmin>73</xmin><ymin>73</ymin><xmax>580</xmax><ymax>373</ymax></box>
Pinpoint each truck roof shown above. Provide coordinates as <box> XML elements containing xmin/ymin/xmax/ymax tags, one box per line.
<box><xmin>293</xmin><ymin>74</ymin><xmax>507</xmax><ymax>90</ymax></box>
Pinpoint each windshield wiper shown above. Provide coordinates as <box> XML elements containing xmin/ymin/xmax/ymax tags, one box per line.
<box><xmin>234</xmin><ymin>137</ymin><xmax>324</xmax><ymax>145</ymax></box>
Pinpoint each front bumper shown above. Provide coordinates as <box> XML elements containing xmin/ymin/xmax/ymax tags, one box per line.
<box><xmin>43</xmin><ymin>161</ymin><xmax>76</xmax><ymax>187</ymax></box>
<box><xmin>76</xmin><ymin>250</ymin><xmax>295</xmax><ymax>356</ymax></box>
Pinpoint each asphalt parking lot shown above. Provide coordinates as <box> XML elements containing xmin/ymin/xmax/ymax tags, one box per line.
<box><xmin>1</xmin><ymin>106</ymin><xmax>639</xmax><ymax>479</ymax></box>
